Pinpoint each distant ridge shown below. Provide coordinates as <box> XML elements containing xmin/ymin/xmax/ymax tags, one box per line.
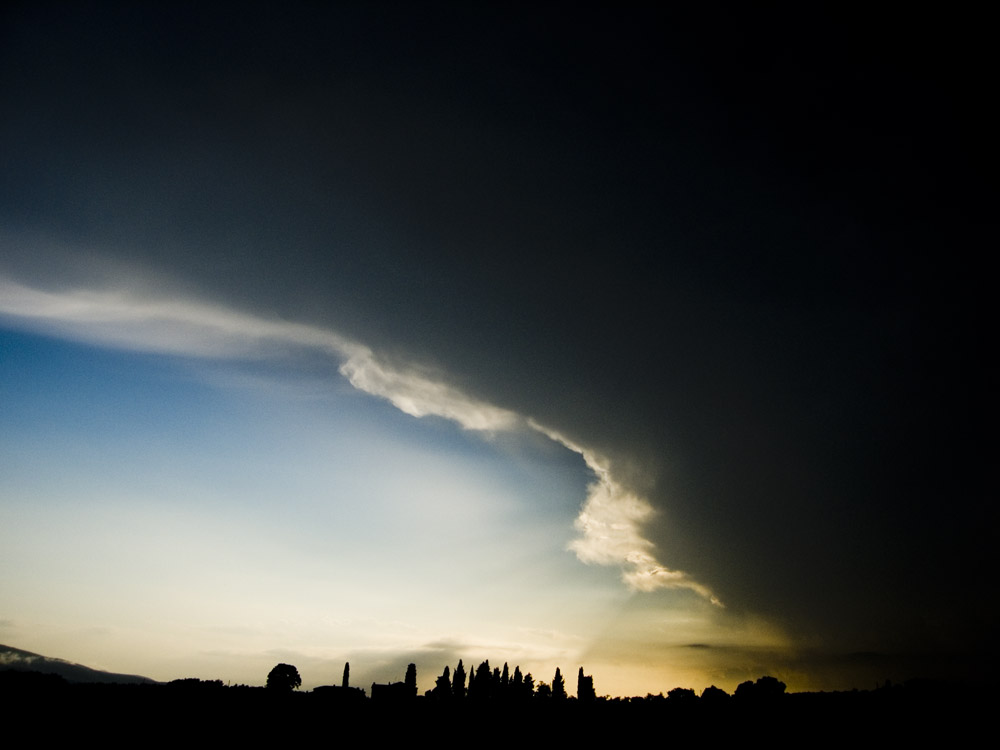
<box><xmin>0</xmin><ymin>643</ymin><xmax>156</xmax><ymax>685</ymax></box>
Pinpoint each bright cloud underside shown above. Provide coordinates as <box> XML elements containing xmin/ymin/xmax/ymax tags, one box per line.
<box><xmin>0</xmin><ymin>273</ymin><xmax>719</xmax><ymax>604</ymax></box>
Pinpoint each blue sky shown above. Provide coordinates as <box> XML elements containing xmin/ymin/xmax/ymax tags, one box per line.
<box><xmin>1</xmin><ymin>318</ymin><xmax>738</xmax><ymax>693</ymax></box>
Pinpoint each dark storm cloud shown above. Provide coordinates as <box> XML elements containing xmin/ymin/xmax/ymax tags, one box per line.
<box><xmin>2</xmin><ymin>3</ymin><xmax>993</xmax><ymax>671</ymax></box>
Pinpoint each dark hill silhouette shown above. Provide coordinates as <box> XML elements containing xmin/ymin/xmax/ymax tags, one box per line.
<box><xmin>0</xmin><ymin>643</ymin><xmax>155</xmax><ymax>685</ymax></box>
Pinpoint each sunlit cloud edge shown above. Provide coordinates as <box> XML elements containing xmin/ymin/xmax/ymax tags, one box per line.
<box><xmin>0</xmin><ymin>273</ymin><xmax>719</xmax><ymax>604</ymax></box>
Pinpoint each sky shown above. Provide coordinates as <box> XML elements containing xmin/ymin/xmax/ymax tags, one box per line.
<box><xmin>0</xmin><ymin>3</ymin><xmax>994</xmax><ymax>694</ymax></box>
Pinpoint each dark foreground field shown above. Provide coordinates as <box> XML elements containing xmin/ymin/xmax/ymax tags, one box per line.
<box><xmin>2</xmin><ymin>671</ymin><xmax>987</xmax><ymax>743</ymax></box>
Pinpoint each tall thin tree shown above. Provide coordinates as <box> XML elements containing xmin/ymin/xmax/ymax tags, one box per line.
<box><xmin>405</xmin><ymin>663</ymin><xmax>417</xmax><ymax>697</ymax></box>
<box><xmin>577</xmin><ymin>667</ymin><xmax>595</xmax><ymax>702</ymax></box>
<box><xmin>552</xmin><ymin>667</ymin><xmax>566</xmax><ymax>700</ymax></box>
<box><xmin>434</xmin><ymin>665</ymin><xmax>452</xmax><ymax>699</ymax></box>
<box><xmin>453</xmin><ymin>659</ymin><xmax>466</xmax><ymax>699</ymax></box>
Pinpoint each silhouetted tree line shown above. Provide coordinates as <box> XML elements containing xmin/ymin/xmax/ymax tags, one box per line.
<box><xmin>422</xmin><ymin>660</ymin><xmax>585</xmax><ymax>704</ymax></box>
<box><xmin>2</xmin><ymin>661</ymin><xmax>988</xmax><ymax>742</ymax></box>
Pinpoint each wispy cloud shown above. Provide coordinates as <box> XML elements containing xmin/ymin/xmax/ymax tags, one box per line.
<box><xmin>0</xmin><ymin>277</ymin><xmax>362</xmax><ymax>359</ymax></box>
<box><xmin>0</xmin><ymin>273</ymin><xmax>717</xmax><ymax>603</ymax></box>
<box><xmin>0</xmin><ymin>276</ymin><xmax>514</xmax><ymax>432</ymax></box>
<box><xmin>340</xmin><ymin>352</ymin><xmax>518</xmax><ymax>432</ymax></box>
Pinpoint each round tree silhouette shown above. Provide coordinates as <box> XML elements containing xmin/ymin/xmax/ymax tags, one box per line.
<box><xmin>266</xmin><ymin>663</ymin><xmax>302</xmax><ymax>692</ymax></box>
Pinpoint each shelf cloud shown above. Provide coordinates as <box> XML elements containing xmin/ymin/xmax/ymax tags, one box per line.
<box><xmin>1</xmin><ymin>269</ymin><xmax>718</xmax><ymax>603</ymax></box>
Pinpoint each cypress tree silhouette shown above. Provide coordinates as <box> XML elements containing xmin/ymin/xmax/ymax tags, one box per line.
<box><xmin>342</xmin><ymin>662</ymin><xmax>350</xmax><ymax>688</ymax></box>
<box><xmin>434</xmin><ymin>665</ymin><xmax>451</xmax><ymax>699</ymax></box>
<box><xmin>473</xmin><ymin>660</ymin><xmax>491</xmax><ymax>700</ymax></box>
<box><xmin>405</xmin><ymin>663</ymin><xmax>417</xmax><ymax>697</ymax></box>
<box><xmin>452</xmin><ymin>659</ymin><xmax>466</xmax><ymax>699</ymax></box>
<box><xmin>577</xmin><ymin>667</ymin><xmax>595</xmax><ymax>702</ymax></box>
<box><xmin>552</xmin><ymin>668</ymin><xmax>566</xmax><ymax>700</ymax></box>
